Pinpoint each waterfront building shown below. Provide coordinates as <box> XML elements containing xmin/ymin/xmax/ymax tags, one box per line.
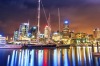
<box><xmin>11</xmin><ymin>19</ymin><xmax>99</xmax><ymax>45</ymax></box>
<box><xmin>93</xmin><ymin>28</ymin><xmax>100</xmax><ymax>44</ymax></box>
<box><xmin>75</xmin><ymin>33</ymin><xmax>86</xmax><ymax>39</ymax></box>
<box><xmin>52</xmin><ymin>32</ymin><xmax>61</xmax><ymax>42</ymax></box>
<box><xmin>44</xmin><ymin>25</ymin><xmax>51</xmax><ymax>43</ymax></box>
<box><xmin>29</xmin><ymin>26</ymin><xmax>38</xmax><ymax>39</ymax></box>
<box><xmin>62</xmin><ymin>21</ymin><xmax>70</xmax><ymax>39</ymax></box>
<box><xmin>18</xmin><ymin>22</ymin><xmax>29</xmax><ymax>40</ymax></box>
<box><xmin>61</xmin><ymin>21</ymin><xmax>72</xmax><ymax>44</ymax></box>
<box><xmin>0</xmin><ymin>35</ymin><xmax>6</xmax><ymax>44</ymax></box>
<box><xmin>70</xmin><ymin>31</ymin><xmax>75</xmax><ymax>38</ymax></box>
<box><xmin>74</xmin><ymin>33</ymin><xmax>87</xmax><ymax>44</ymax></box>
<box><xmin>93</xmin><ymin>28</ymin><xmax>100</xmax><ymax>39</ymax></box>
<box><xmin>44</xmin><ymin>25</ymin><xmax>51</xmax><ymax>39</ymax></box>
<box><xmin>13</xmin><ymin>30</ymin><xmax>19</xmax><ymax>41</ymax></box>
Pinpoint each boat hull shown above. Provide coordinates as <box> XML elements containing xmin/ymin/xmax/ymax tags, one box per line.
<box><xmin>23</xmin><ymin>44</ymin><xmax>57</xmax><ymax>49</ymax></box>
<box><xmin>0</xmin><ymin>44</ymin><xmax>22</xmax><ymax>49</ymax></box>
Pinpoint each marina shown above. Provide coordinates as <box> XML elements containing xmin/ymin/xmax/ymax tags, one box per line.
<box><xmin>0</xmin><ymin>0</ymin><xmax>100</xmax><ymax>66</ymax></box>
<box><xmin>0</xmin><ymin>44</ymin><xmax>71</xmax><ymax>49</ymax></box>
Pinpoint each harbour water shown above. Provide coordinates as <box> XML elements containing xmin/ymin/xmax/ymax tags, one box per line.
<box><xmin>0</xmin><ymin>47</ymin><xmax>100</xmax><ymax>66</ymax></box>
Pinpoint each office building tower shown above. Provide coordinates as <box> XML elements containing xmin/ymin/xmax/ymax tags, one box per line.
<box><xmin>62</xmin><ymin>21</ymin><xmax>70</xmax><ymax>39</ymax></box>
<box><xmin>19</xmin><ymin>23</ymin><xmax>29</xmax><ymax>39</ymax></box>
<box><xmin>44</xmin><ymin>25</ymin><xmax>51</xmax><ymax>39</ymax></box>
<box><xmin>93</xmin><ymin>28</ymin><xmax>100</xmax><ymax>39</ymax></box>
<box><xmin>29</xmin><ymin>26</ymin><xmax>38</xmax><ymax>39</ymax></box>
<box><xmin>14</xmin><ymin>31</ymin><xmax>19</xmax><ymax>41</ymax></box>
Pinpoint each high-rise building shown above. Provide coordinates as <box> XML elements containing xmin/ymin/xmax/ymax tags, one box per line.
<box><xmin>62</xmin><ymin>21</ymin><xmax>70</xmax><ymax>39</ymax></box>
<box><xmin>70</xmin><ymin>31</ymin><xmax>75</xmax><ymax>38</ymax></box>
<box><xmin>44</xmin><ymin>25</ymin><xmax>51</xmax><ymax>39</ymax></box>
<box><xmin>19</xmin><ymin>23</ymin><xmax>29</xmax><ymax>39</ymax></box>
<box><xmin>14</xmin><ymin>31</ymin><xmax>19</xmax><ymax>41</ymax></box>
<box><xmin>93</xmin><ymin>28</ymin><xmax>100</xmax><ymax>39</ymax></box>
<box><xmin>29</xmin><ymin>26</ymin><xmax>38</xmax><ymax>39</ymax></box>
<box><xmin>75</xmin><ymin>33</ymin><xmax>86</xmax><ymax>39</ymax></box>
<box><xmin>52</xmin><ymin>32</ymin><xmax>61</xmax><ymax>42</ymax></box>
<box><xmin>0</xmin><ymin>35</ymin><xmax>6</xmax><ymax>44</ymax></box>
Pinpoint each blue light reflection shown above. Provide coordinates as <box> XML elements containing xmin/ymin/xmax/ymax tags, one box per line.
<box><xmin>53</xmin><ymin>49</ymin><xmax>57</xmax><ymax>66</ymax></box>
<box><xmin>5</xmin><ymin>47</ymin><xmax>100</xmax><ymax>66</ymax></box>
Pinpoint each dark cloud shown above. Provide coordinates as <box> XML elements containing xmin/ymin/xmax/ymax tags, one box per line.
<box><xmin>0</xmin><ymin>0</ymin><xmax>86</xmax><ymax>9</ymax></box>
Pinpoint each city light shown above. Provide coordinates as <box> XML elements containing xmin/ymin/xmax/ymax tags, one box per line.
<box><xmin>33</xmin><ymin>27</ymin><xmax>37</xmax><ymax>29</ymax></box>
<box><xmin>0</xmin><ymin>35</ymin><xmax>2</xmax><ymax>37</ymax></box>
<box><xmin>45</xmin><ymin>25</ymin><xmax>48</xmax><ymax>27</ymax></box>
<box><xmin>54</xmin><ymin>32</ymin><xmax>58</xmax><ymax>35</ymax></box>
<box><xmin>64</xmin><ymin>21</ymin><xmax>69</xmax><ymax>24</ymax></box>
<box><xmin>0</xmin><ymin>0</ymin><xmax>100</xmax><ymax>66</ymax></box>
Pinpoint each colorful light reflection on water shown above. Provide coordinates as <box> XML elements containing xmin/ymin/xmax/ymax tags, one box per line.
<box><xmin>0</xmin><ymin>47</ymin><xmax>100</xmax><ymax>66</ymax></box>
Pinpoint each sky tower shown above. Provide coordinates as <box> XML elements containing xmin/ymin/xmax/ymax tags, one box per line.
<box><xmin>62</xmin><ymin>20</ymin><xmax>70</xmax><ymax>39</ymax></box>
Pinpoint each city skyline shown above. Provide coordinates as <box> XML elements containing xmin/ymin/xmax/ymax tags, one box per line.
<box><xmin>0</xmin><ymin>0</ymin><xmax>100</xmax><ymax>37</ymax></box>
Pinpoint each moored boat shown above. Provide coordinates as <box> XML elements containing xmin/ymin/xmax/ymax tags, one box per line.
<box><xmin>56</xmin><ymin>44</ymin><xmax>70</xmax><ymax>48</ymax></box>
<box><xmin>23</xmin><ymin>44</ymin><xmax>57</xmax><ymax>49</ymax></box>
<box><xmin>0</xmin><ymin>44</ymin><xmax>22</xmax><ymax>49</ymax></box>
<box><xmin>92</xmin><ymin>52</ymin><xmax>100</xmax><ymax>57</ymax></box>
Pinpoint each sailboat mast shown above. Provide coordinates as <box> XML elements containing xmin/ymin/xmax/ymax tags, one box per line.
<box><xmin>37</xmin><ymin>0</ymin><xmax>40</xmax><ymax>43</ymax></box>
<box><xmin>48</xmin><ymin>13</ymin><xmax>51</xmax><ymax>39</ymax></box>
<box><xmin>48</xmin><ymin>13</ymin><xmax>51</xmax><ymax>28</ymax></box>
<box><xmin>58</xmin><ymin>8</ymin><xmax>60</xmax><ymax>32</ymax></box>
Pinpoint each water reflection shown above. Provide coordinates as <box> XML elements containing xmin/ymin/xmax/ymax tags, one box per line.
<box><xmin>53</xmin><ymin>49</ymin><xmax>57</xmax><ymax>66</ymax></box>
<box><xmin>6</xmin><ymin>47</ymin><xmax>100</xmax><ymax>66</ymax></box>
<box><xmin>72</xmin><ymin>47</ymin><xmax>75</xmax><ymax>66</ymax></box>
<box><xmin>43</xmin><ymin>49</ymin><xmax>48</xmax><ymax>66</ymax></box>
<box><xmin>38</xmin><ymin>50</ymin><xmax>43</xmax><ymax>66</ymax></box>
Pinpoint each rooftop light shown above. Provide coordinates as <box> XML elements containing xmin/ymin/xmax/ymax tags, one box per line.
<box><xmin>33</xmin><ymin>27</ymin><xmax>36</xmax><ymax>29</ymax></box>
<box><xmin>64</xmin><ymin>21</ymin><xmax>69</xmax><ymax>24</ymax></box>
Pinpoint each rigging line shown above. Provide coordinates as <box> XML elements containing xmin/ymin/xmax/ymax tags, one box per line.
<box><xmin>41</xmin><ymin>0</ymin><xmax>48</xmax><ymax>25</ymax></box>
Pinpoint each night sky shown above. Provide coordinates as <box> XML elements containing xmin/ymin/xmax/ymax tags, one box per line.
<box><xmin>0</xmin><ymin>0</ymin><xmax>100</xmax><ymax>37</ymax></box>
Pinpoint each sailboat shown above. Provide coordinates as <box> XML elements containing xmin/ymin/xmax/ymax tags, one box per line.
<box><xmin>26</xmin><ymin>0</ymin><xmax>56</xmax><ymax>48</ymax></box>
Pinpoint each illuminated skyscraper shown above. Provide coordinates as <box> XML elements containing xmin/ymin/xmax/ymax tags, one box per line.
<box><xmin>14</xmin><ymin>31</ymin><xmax>19</xmax><ymax>41</ymax></box>
<box><xmin>44</xmin><ymin>25</ymin><xmax>51</xmax><ymax>39</ymax></box>
<box><xmin>93</xmin><ymin>28</ymin><xmax>100</xmax><ymax>39</ymax></box>
<box><xmin>62</xmin><ymin>21</ymin><xmax>70</xmax><ymax>39</ymax></box>
<box><xmin>29</xmin><ymin>26</ymin><xmax>38</xmax><ymax>39</ymax></box>
<box><xmin>19</xmin><ymin>23</ymin><xmax>29</xmax><ymax>39</ymax></box>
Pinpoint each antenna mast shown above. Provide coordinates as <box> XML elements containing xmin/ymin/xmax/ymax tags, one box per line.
<box><xmin>37</xmin><ymin>0</ymin><xmax>40</xmax><ymax>43</ymax></box>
